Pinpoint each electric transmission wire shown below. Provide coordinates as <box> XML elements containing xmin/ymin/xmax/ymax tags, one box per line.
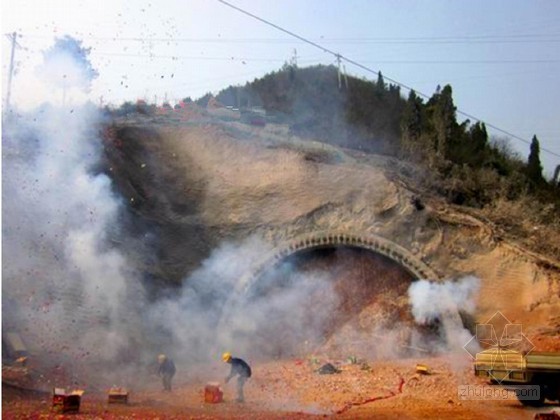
<box><xmin>216</xmin><ymin>0</ymin><xmax>560</xmax><ymax>158</ymax></box>
<box><xmin>22</xmin><ymin>33</ymin><xmax>560</xmax><ymax>44</ymax></box>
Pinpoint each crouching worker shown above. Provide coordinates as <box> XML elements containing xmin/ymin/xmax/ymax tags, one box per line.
<box><xmin>157</xmin><ymin>354</ymin><xmax>176</xmax><ymax>391</ymax></box>
<box><xmin>222</xmin><ymin>352</ymin><xmax>251</xmax><ymax>403</ymax></box>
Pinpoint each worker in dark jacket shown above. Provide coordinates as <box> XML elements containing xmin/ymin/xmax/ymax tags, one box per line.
<box><xmin>157</xmin><ymin>354</ymin><xmax>176</xmax><ymax>391</ymax></box>
<box><xmin>222</xmin><ymin>352</ymin><xmax>252</xmax><ymax>402</ymax></box>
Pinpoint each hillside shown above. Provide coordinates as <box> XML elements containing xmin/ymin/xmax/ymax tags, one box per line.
<box><xmin>210</xmin><ymin>65</ymin><xmax>560</xmax><ymax>258</ymax></box>
<box><xmin>99</xmin><ymin>112</ymin><xmax>560</xmax><ymax>352</ymax></box>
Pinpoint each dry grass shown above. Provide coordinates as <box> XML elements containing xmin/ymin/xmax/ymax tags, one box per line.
<box><xmin>482</xmin><ymin>194</ymin><xmax>560</xmax><ymax>260</ymax></box>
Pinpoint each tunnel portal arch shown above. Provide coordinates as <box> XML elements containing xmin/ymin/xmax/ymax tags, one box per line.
<box><xmin>216</xmin><ymin>231</ymin><xmax>443</xmax><ymax>351</ymax></box>
<box><xmin>235</xmin><ymin>231</ymin><xmax>440</xmax><ymax>296</ymax></box>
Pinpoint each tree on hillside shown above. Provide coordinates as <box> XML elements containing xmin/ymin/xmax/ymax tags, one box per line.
<box><xmin>195</xmin><ymin>93</ymin><xmax>213</xmax><ymax>108</ymax></box>
<box><xmin>527</xmin><ymin>135</ymin><xmax>544</xmax><ymax>184</ymax></box>
<box><xmin>400</xmin><ymin>90</ymin><xmax>427</xmax><ymax>160</ymax></box>
<box><xmin>427</xmin><ymin>85</ymin><xmax>457</xmax><ymax>164</ymax></box>
<box><xmin>450</xmin><ymin>121</ymin><xmax>489</xmax><ymax>167</ymax></box>
<box><xmin>251</xmin><ymin>67</ymin><xmax>298</xmax><ymax>114</ymax></box>
<box><xmin>470</xmin><ymin>122</ymin><xmax>488</xmax><ymax>155</ymax></box>
<box><xmin>376</xmin><ymin>71</ymin><xmax>386</xmax><ymax>91</ymax></box>
<box><xmin>553</xmin><ymin>164</ymin><xmax>560</xmax><ymax>187</ymax></box>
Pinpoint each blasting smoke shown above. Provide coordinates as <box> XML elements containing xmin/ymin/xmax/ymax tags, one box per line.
<box><xmin>408</xmin><ymin>276</ymin><xmax>480</xmax><ymax>353</ymax></box>
<box><xmin>35</xmin><ymin>35</ymin><xmax>98</xmax><ymax>101</ymax></box>
<box><xmin>2</xmin><ymin>103</ymin><xmax>150</xmax><ymax>388</ymax></box>
<box><xmin>144</xmin><ymin>238</ymin><xmax>345</xmax><ymax>364</ymax></box>
<box><xmin>3</xmin><ymin>35</ymin><xmax>144</xmax><ymax>389</ymax></box>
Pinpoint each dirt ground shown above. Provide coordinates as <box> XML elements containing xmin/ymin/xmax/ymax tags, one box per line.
<box><xmin>3</xmin><ymin>354</ymin><xmax>559</xmax><ymax>419</ymax></box>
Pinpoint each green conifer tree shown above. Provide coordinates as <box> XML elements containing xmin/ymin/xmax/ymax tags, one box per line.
<box><xmin>527</xmin><ymin>135</ymin><xmax>544</xmax><ymax>183</ymax></box>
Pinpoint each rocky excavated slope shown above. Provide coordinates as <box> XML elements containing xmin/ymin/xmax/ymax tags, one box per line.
<box><xmin>103</xmin><ymin>113</ymin><xmax>560</xmax><ymax>349</ymax></box>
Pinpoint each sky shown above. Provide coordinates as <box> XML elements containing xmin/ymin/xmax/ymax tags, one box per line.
<box><xmin>2</xmin><ymin>0</ymin><xmax>560</xmax><ymax>176</ymax></box>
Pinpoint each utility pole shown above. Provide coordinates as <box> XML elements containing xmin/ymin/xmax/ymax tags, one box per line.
<box><xmin>290</xmin><ymin>48</ymin><xmax>299</xmax><ymax>67</ymax></box>
<box><xmin>4</xmin><ymin>32</ymin><xmax>18</xmax><ymax>112</ymax></box>
<box><xmin>335</xmin><ymin>54</ymin><xmax>348</xmax><ymax>90</ymax></box>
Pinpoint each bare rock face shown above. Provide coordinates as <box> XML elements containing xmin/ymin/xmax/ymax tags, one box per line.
<box><xmin>105</xmin><ymin>118</ymin><xmax>560</xmax><ymax>343</ymax></box>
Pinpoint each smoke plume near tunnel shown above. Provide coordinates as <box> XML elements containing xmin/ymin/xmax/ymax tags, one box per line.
<box><xmin>408</xmin><ymin>276</ymin><xmax>480</xmax><ymax>353</ymax></box>
<box><xmin>174</xmin><ymin>245</ymin><xmax>482</xmax><ymax>363</ymax></box>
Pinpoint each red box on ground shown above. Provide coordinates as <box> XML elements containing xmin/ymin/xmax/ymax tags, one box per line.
<box><xmin>52</xmin><ymin>388</ymin><xmax>83</xmax><ymax>413</ymax></box>
<box><xmin>108</xmin><ymin>387</ymin><xmax>129</xmax><ymax>404</ymax></box>
<box><xmin>204</xmin><ymin>382</ymin><xmax>223</xmax><ymax>403</ymax></box>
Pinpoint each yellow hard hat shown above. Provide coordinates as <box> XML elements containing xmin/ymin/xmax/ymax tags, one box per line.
<box><xmin>158</xmin><ymin>354</ymin><xmax>167</xmax><ymax>362</ymax></box>
<box><xmin>222</xmin><ymin>352</ymin><xmax>232</xmax><ymax>362</ymax></box>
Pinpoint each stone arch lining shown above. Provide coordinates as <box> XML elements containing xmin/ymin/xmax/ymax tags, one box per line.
<box><xmin>235</xmin><ymin>231</ymin><xmax>440</xmax><ymax>295</ymax></box>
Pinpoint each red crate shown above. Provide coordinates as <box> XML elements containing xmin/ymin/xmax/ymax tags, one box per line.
<box><xmin>108</xmin><ymin>388</ymin><xmax>129</xmax><ymax>404</ymax></box>
<box><xmin>204</xmin><ymin>382</ymin><xmax>223</xmax><ymax>403</ymax></box>
<box><xmin>52</xmin><ymin>388</ymin><xmax>82</xmax><ymax>413</ymax></box>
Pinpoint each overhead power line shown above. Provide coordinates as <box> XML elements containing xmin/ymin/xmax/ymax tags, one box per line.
<box><xmin>359</xmin><ymin>59</ymin><xmax>560</xmax><ymax>64</ymax></box>
<box><xmin>92</xmin><ymin>52</ymin><xmax>559</xmax><ymax>65</ymax></box>
<box><xmin>90</xmin><ymin>51</ymin><xmax>288</xmax><ymax>63</ymax></box>
<box><xmin>216</xmin><ymin>0</ymin><xmax>560</xmax><ymax>159</ymax></box>
<box><xmin>22</xmin><ymin>33</ymin><xmax>560</xmax><ymax>44</ymax></box>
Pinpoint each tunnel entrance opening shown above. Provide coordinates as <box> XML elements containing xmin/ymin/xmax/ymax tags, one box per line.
<box><xmin>233</xmin><ymin>246</ymin><xmax>442</xmax><ymax>362</ymax></box>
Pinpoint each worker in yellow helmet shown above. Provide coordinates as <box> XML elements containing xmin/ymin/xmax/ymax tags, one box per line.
<box><xmin>222</xmin><ymin>352</ymin><xmax>252</xmax><ymax>403</ymax></box>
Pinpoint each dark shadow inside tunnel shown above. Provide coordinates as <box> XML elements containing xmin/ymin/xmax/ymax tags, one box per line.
<box><xmin>233</xmin><ymin>246</ymin><xmax>443</xmax><ymax>361</ymax></box>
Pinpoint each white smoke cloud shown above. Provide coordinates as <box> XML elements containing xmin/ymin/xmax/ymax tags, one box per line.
<box><xmin>2</xmin><ymin>35</ymin><xmax>150</xmax><ymax>391</ymax></box>
<box><xmin>408</xmin><ymin>276</ymin><xmax>480</xmax><ymax>353</ymax></box>
<box><xmin>140</xmin><ymin>237</ymin><xmax>354</xmax><ymax>369</ymax></box>
<box><xmin>2</xmin><ymin>102</ymin><xmax>149</xmax><ymax>389</ymax></box>
<box><xmin>227</xmin><ymin>267</ymin><xmax>341</xmax><ymax>358</ymax></box>
<box><xmin>143</xmin><ymin>247</ymin><xmax>485</xmax><ymax>370</ymax></box>
<box><xmin>408</xmin><ymin>276</ymin><xmax>479</xmax><ymax>323</ymax></box>
<box><xmin>142</xmin><ymin>237</ymin><xmax>269</xmax><ymax>362</ymax></box>
<box><xmin>35</xmin><ymin>35</ymin><xmax>98</xmax><ymax>94</ymax></box>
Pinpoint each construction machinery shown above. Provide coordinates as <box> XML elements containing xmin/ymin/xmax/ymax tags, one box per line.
<box><xmin>474</xmin><ymin>348</ymin><xmax>560</xmax><ymax>406</ymax></box>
